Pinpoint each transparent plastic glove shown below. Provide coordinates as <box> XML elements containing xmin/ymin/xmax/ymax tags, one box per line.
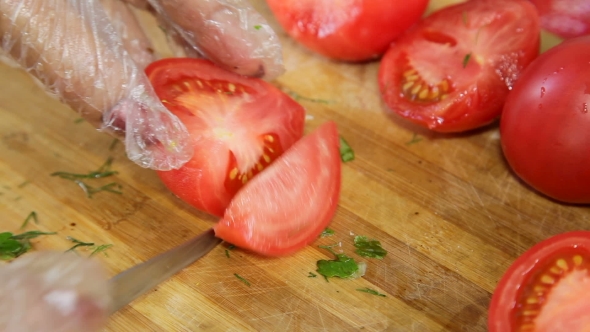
<box><xmin>0</xmin><ymin>0</ymin><xmax>192</xmax><ymax>170</ymax></box>
<box><xmin>147</xmin><ymin>0</ymin><xmax>284</xmax><ymax>79</ymax></box>
<box><xmin>0</xmin><ymin>251</ymin><xmax>111</xmax><ymax>332</ymax></box>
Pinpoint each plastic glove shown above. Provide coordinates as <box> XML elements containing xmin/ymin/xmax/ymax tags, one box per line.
<box><xmin>0</xmin><ymin>0</ymin><xmax>284</xmax><ymax>171</ymax></box>
<box><xmin>0</xmin><ymin>252</ymin><xmax>111</xmax><ymax>332</ymax></box>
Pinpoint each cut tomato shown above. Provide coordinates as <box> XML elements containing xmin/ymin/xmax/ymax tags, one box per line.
<box><xmin>214</xmin><ymin>121</ymin><xmax>341</xmax><ymax>256</ymax></box>
<box><xmin>489</xmin><ymin>231</ymin><xmax>590</xmax><ymax>331</ymax></box>
<box><xmin>146</xmin><ymin>58</ymin><xmax>305</xmax><ymax>217</ymax></box>
<box><xmin>530</xmin><ymin>0</ymin><xmax>590</xmax><ymax>39</ymax></box>
<box><xmin>378</xmin><ymin>0</ymin><xmax>540</xmax><ymax>133</ymax></box>
<box><xmin>265</xmin><ymin>0</ymin><xmax>428</xmax><ymax>62</ymax></box>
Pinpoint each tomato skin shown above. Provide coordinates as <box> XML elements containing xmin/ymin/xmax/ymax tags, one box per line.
<box><xmin>488</xmin><ymin>231</ymin><xmax>590</xmax><ymax>331</ymax></box>
<box><xmin>146</xmin><ymin>58</ymin><xmax>305</xmax><ymax>217</ymax></box>
<box><xmin>500</xmin><ymin>36</ymin><xmax>590</xmax><ymax>204</ymax></box>
<box><xmin>378</xmin><ymin>0</ymin><xmax>540</xmax><ymax>133</ymax></box>
<box><xmin>214</xmin><ymin>122</ymin><xmax>341</xmax><ymax>256</ymax></box>
<box><xmin>265</xmin><ymin>0</ymin><xmax>429</xmax><ymax>61</ymax></box>
<box><xmin>530</xmin><ymin>0</ymin><xmax>590</xmax><ymax>39</ymax></box>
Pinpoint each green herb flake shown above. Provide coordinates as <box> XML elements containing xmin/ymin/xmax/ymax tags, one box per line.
<box><xmin>234</xmin><ymin>273</ymin><xmax>251</xmax><ymax>286</ymax></box>
<box><xmin>308</xmin><ymin>272</ymin><xmax>317</xmax><ymax>278</ymax></box>
<box><xmin>353</xmin><ymin>236</ymin><xmax>387</xmax><ymax>259</ymax></box>
<box><xmin>90</xmin><ymin>244</ymin><xmax>113</xmax><ymax>257</ymax></box>
<box><xmin>254</xmin><ymin>25</ymin><xmax>262</xmax><ymax>30</ymax></box>
<box><xmin>17</xmin><ymin>181</ymin><xmax>30</xmax><ymax>188</ymax></box>
<box><xmin>75</xmin><ymin>181</ymin><xmax>122</xmax><ymax>198</ymax></box>
<box><xmin>225</xmin><ymin>249</ymin><xmax>231</xmax><ymax>258</ymax></box>
<box><xmin>21</xmin><ymin>211</ymin><xmax>38</xmax><ymax>229</ymax></box>
<box><xmin>0</xmin><ymin>230</ymin><xmax>56</xmax><ymax>260</ymax></box>
<box><xmin>356</xmin><ymin>287</ymin><xmax>386</xmax><ymax>297</ymax></box>
<box><xmin>406</xmin><ymin>133</ymin><xmax>422</xmax><ymax>146</ymax></box>
<box><xmin>109</xmin><ymin>139</ymin><xmax>119</xmax><ymax>151</ymax></box>
<box><xmin>66</xmin><ymin>236</ymin><xmax>94</xmax><ymax>252</ymax></box>
<box><xmin>74</xmin><ymin>118</ymin><xmax>85</xmax><ymax>124</ymax></box>
<box><xmin>462</xmin><ymin>53</ymin><xmax>472</xmax><ymax>68</ymax></box>
<box><xmin>339</xmin><ymin>137</ymin><xmax>355</xmax><ymax>162</ymax></box>
<box><xmin>320</xmin><ymin>228</ymin><xmax>335</xmax><ymax>238</ymax></box>
<box><xmin>51</xmin><ymin>157</ymin><xmax>118</xmax><ymax>180</ymax></box>
<box><xmin>288</xmin><ymin>91</ymin><xmax>330</xmax><ymax>104</ymax></box>
<box><xmin>316</xmin><ymin>247</ymin><xmax>361</xmax><ymax>280</ymax></box>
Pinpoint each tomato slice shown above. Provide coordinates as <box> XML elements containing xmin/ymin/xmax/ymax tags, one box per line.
<box><xmin>265</xmin><ymin>0</ymin><xmax>428</xmax><ymax>62</ymax></box>
<box><xmin>530</xmin><ymin>0</ymin><xmax>590</xmax><ymax>39</ymax></box>
<box><xmin>214</xmin><ymin>121</ymin><xmax>341</xmax><ymax>256</ymax></box>
<box><xmin>489</xmin><ymin>231</ymin><xmax>590</xmax><ymax>331</ymax></box>
<box><xmin>378</xmin><ymin>0</ymin><xmax>540</xmax><ymax>133</ymax></box>
<box><xmin>146</xmin><ymin>58</ymin><xmax>305</xmax><ymax>217</ymax></box>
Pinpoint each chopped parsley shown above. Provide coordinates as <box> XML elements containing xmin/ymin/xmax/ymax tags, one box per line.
<box><xmin>353</xmin><ymin>236</ymin><xmax>387</xmax><ymax>259</ymax></box>
<box><xmin>463</xmin><ymin>53</ymin><xmax>472</xmax><ymax>68</ymax></box>
<box><xmin>21</xmin><ymin>211</ymin><xmax>38</xmax><ymax>229</ymax></box>
<box><xmin>234</xmin><ymin>273</ymin><xmax>251</xmax><ymax>286</ymax></box>
<box><xmin>254</xmin><ymin>25</ymin><xmax>262</xmax><ymax>30</ymax></box>
<box><xmin>90</xmin><ymin>244</ymin><xmax>113</xmax><ymax>257</ymax></box>
<box><xmin>0</xmin><ymin>230</ymin><xmax>56</xmax><ymax>260</ymax></box>
<box><xmin>356</xmin><ymin>287</ymin><xmax>386</xmax><ymax>297</ymax></box>
<box><xmin>66</xmin><ymin>237</ymin><xmax>113</xmax><ymax>257</ymax></box>
<box><xmin>320</xmin><ymin>228</ymin><xmax>335</xmax><ymax>238</ymax></box>
<box><xmin>406</xmin><ymin>133</ymin><xmax>422</xmax><ymax>145</ymax></box>
<box><xmin>51</xmin><ymin>157</ymin><xmax>122</xmax><ymax>198</ymax></box>
<box><xmin>339</xmin><ymin>137</ymin><xmax>355</xmax><ymax>162</ymax></box>
<box><xmin>316</xmin><ymin>247</ymin><xmax>364</xmax><ymax>280</ymax></box>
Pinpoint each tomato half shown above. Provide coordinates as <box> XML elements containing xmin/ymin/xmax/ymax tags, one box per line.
<box><xmin>378</xmin><ymin>0</ymin><xmax>540</xmax><ymax>133</ymax></box>
<box><xmin>214</xmin><ymin>121</ymin><xmax>341</xmax><ymax>256</ymax></box>
<box><xmin>530</xmin><ymin>0</ymin><xmax>590</xmax><ymax>39</ymax></box>
<box><xmin>500</xmin><ymin>36</ymin><xmax>590</xmax><ymax>204</ymax></box>
<box><xmin>265</xmin><ymin>0</ymin><xmax>428</xmax><ymax>62</ymax></box>
<box><xmin>489</xmin><ymin>231</ymin><xmax>590</xmax><ymax>331</ymax></box>
<box><xmin>146</xmin><ymin>58</ymin><xmax>305</xmax><ymax>217</ymax></box>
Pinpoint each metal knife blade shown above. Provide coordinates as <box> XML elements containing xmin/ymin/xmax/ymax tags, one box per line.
<box><xmin>108</xmin><ymin>228</ymin><xmax>222</xmax><ymax>314</ymax></box>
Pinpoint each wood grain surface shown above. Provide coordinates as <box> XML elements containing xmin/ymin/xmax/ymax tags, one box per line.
<box><xmin>0</xmin><ymin>1</ymin><xmax>584</xmax><ymax>331</ymax></box>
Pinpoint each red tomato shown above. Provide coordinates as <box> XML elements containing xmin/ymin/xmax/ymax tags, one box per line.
<box><xmin>500</xmin><ymin>36</ymin><xmax>590</xmax><ymax>204</ymax></box>
<box><xmin>265</xmin><ymin>0</ymin><xmax>429</xmax><ymax>62</ymax></box>
<box><xmin>214</xmin><ymin>122</ymin><xmax>341</xmax><ymax>256</ymax></box>
<box><xmin>489</xmin><ymin>231</ymin><xmax>590</xmax><ymax>331</ymax></box>
<box><xmin>378</xmin><ymin>0</ymin><xmax>540</xmax><ymax>133</ymax></box>
<box><xmin>146</xmin><ymin>58</ymin><xmax>305</xmax><ymax>217</ymax></box>
<box><xmin>530</xmin><ymin>0</ymin><xmax>590</xmax><ymax>39</ymax></box>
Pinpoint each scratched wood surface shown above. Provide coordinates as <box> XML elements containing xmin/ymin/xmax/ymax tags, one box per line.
<box><xmin>0</xmin><ymin>0</ymin><xmax>584</xmax><ymax>331</ymax></box>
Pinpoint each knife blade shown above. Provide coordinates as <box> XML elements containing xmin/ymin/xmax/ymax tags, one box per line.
<box><xmin>108</xmin><ymin>228</ymin><xmax>222</xmax><ymax>314</ymax></box>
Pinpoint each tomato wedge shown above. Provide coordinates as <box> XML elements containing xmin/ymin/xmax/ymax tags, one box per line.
<box><xmin>214</xmin><ymin>121</ymin><xmax>341</xmax><ymax>256</ymax></box>
<box><xmin>265</xmin><ymin>0</ymin><xmax>428</xmax><ymax>61</ymax></box>
<box><xmin>146</xmin><ymin>58</ymin><xmax>305</xmax><ymax>217</ymax></box>
<box><xmin>489</xmin><ymin>231</ymin><xmax>590</xmax><ymax>331</ymax></box>
<box><xmin>378</xmin><ymin>0</ymin><xmax>540</xmax><ymax>133</ymax></box>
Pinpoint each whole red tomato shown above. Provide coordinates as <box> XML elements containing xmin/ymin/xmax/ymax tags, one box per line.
<box><xmin>265</xmin><ymin>0</ymin><xmax>429</xmax><ymax>61</ymax></box>
<box><xmin>500</xmin><ymin>36</ymin><xmax>590</xmax><ymax>204</ymax></box>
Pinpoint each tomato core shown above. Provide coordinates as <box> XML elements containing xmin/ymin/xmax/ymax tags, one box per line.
<box><xmin>224</xmin><ymin>133</ymin><xmax>282</xmax><ymax>196</ymax></box>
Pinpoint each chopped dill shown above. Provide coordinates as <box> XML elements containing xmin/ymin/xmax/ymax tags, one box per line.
<box><xmin>356</xmin><ymin>287</ymin><xmax>386</xmax><ymax>297</ymax></box>
<box><xmin>406</xmin><ymin>133</ymin><xmax>422</xmax><ymax>145</ymax></box>
<box><xmin>21</xmin><ymin>211</ymin><xmax>38</xmax><ymax>229</ymax></box>
<box><xmin>463</xmin><ymin>53</ymin><xmax>472</xmax><ymax>68</ymax></box>
<box><xmin>234</xmin><ymin>273</ymin><xmax>251</xmax><ymax>286</ymax></box>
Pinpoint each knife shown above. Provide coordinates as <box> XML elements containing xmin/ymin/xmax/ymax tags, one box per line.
<box><xmin>108</xmin><ymin>228</ymin><xmax>222</xmax><ymax>314</ymax></box>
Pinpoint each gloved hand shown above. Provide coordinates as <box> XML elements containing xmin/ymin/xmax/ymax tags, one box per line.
<box><xmin>0</xmin><ymin>0</ymin><xmax>284</xmax><ymax>171</ymax></box>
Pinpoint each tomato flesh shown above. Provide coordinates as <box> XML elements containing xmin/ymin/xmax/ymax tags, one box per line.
<box><xmin>530</xmin><ymin>0</ymin><xmax>590</xmax><ymax>39</ymax></box>
<box><xmin>489</xmin><ymin>231</ymin><xmax>590</xmax><ymax>331</ymax></box>
<box><xmin>146</xmin><ymin>58</ymin><xmax>305</xmax><ymax>217</ymax></box>
<box><xmin>500</xmin><ymin>36</ymin><xmax>590</xmax><ymax>204</ymax></box>
<box><xmin>378</xmin><ymin>0</ymin><xmax>540</xmax><ymax>132</ymax></box>
<box><xmin>265</xmin><ymin>0</ymin><xmax>429</xmax><ymax>61</ymax></box>
<box><xmin>214</xmin><ymin>121</ymin><xmax>341</xmax><ymax>256</ymax></box>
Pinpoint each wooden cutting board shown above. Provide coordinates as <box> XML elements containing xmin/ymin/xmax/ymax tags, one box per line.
<box><xmin>0</xmin><ymin>1</ymin><xmax>583</xmax><ymax>331</ymax></box>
